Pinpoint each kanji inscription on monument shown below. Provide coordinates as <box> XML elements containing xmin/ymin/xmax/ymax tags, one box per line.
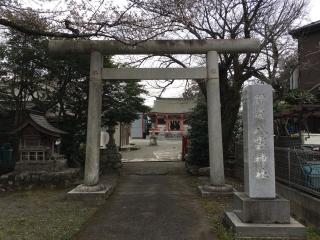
<box><xmin>243</xmin><ymin>84</ymin><xmax>275</xmax><ymax>198</ymax></box>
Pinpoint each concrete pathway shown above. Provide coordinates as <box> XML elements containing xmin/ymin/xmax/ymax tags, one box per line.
<box><xmin>121</xmin><ymin>139</ymin><xmax>182</xmax><ymax>162</ymax></box>
<box><xmin>73</xmin><ymin>140</ymin><xmax>216</xmax><ymax>240</ymax></box>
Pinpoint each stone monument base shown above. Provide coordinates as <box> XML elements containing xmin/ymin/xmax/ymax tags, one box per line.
<box><xmin>224</xmin><ymin>212</ymin><xmax>306</xmax><ymax>239</ymax></box>
<box><xmin>100</xmin><ymin>147</ymin><xmax>122</xmax><ymax>171</ymax></box>
<box><xmin>233</xmin><ymin>192</ymin><xmax>290</xmax><ymax>223</ymax></box>
<box><xmin>67</xmin><ymin>183</ymin><xmax>114</xmax><ymax>203</ymax></box>
<box><xmin>198</xmin><ymin>184</ymin><xmax>233</xmax><ymax>197</ymax></box>
<box><xmin>149</xmin><ymin>136</ymin><xmax>157</xmax><ymax>146</ymax></box>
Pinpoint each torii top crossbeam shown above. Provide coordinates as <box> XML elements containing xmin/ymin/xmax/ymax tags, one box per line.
<box><xmin>48</xmin><ymin>39</ymin><xmax>260</xmax><ymax>55</ymax></box>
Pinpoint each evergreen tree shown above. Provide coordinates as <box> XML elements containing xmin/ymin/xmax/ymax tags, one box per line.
<box><xmin>187</xmin><ymin>97</ymin><xmax>208</xmax><ymax>167</ymax></box>
<box><xmin>102</xmin><ymin>80</ymin><xmax>149</xmax><ymax>128</ymax></box>
<box><xmin>0</xmin><ymin>14</ymin><xmax>149</xmax><ymax>167</ymax></box>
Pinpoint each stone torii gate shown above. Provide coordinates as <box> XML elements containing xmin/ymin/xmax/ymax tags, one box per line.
<box><xmin>49</xmin><ymin>39</ymin><xmax>259</xmax><ymax>196</ymax></box>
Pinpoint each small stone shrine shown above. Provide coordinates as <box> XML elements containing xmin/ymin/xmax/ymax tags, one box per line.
<box><xmin>10</xmin><ymin>113</ymin><xmax>67</xmax><ymax>172</ymax></box>
<box><xmin>224</xmin><ymin>85</ymin><xmax>306</xmax><ymax>239</ymax></box>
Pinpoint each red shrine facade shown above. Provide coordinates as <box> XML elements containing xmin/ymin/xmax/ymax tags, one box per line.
<box><xmin>146</xmin><ymin>98</ymin><xmax>196</xmax><ymax>137</ymax></box>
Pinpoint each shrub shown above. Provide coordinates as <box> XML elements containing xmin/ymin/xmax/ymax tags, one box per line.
<box><xmin>187</xmin><ymin>99</ymin><xmax>209</xmax><ymax>167</ymax></box>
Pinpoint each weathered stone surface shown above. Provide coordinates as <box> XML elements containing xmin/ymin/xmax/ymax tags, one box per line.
<box><xmin>277</xmin><ymin>182</ymin><xmax>320</xmax><ymax>230</ymax></box>
<box><xmin>243</xmin><ymin>84</ymin><xmax>275</xmax><ymax>198</ymax></box>
<box><xmin>71</xmin><ymin>183</ymin><xmax>109</xmax><ymax>192</ymax></box>
<box><xmin>198</xmin><ymin>51</ymin><xmax>234</xmax><ymax>196</ymax></box>
<box><xmin>224</xmin><ymin>84</ymin><xmax>306</xmax><ymax>239</ymax></box>
<box><xmin>207</xmin><ymin>51</ymin><xmax>225</xmax><ymax>186</ymax></box>
<box><xmin>15</xmin><ymin>158</ymin><xmax>67</xmax><ymax>172</ymax></box>
<box><xmin>198</xmin><ymin>184</ymin><xmax>233</xmax><ymax>197</ymax></box>
<box><xmin>198</xmin><ymin>167</ymin><xmax>210</xmax><ymax>176</ymax></box>
<box><xmin>100</xmin><ymin>127</ymin><xmax>122</xmax><ymax>172</ymax></box>
<box><xmin>84</xmin><ymin>51</ymin><xmax>103</xmax><ymax>186</ymax></box>
<box><xmin>0</xmin><ymin>169</ymin><xmax>80</xmax><ymax>188</ymax></box>
<box><xmin>100</xmin><ymin>148</ymin><xmax>122</xmax><ymax>170</ymax></box>
<box><xmin>233</xmin><ymin>192</ymin><xmax>290</xmax><ymax>224</ymax></box>
<box><xmin>119</xmin><ymin>144</ymin><xmax>140</xmax><ymax>151</ymax></box>
<box><xmin>102</xmin><ymin>67</ymin><xmax>207</xmax><ymax>80</ymax></box>
<box><xmin>49</xmin><ymin>39</ymin><xmax>260</xmax><ymax>55</ymax></box>
<box><xmin>0</xmin><ymin>174</ymin><xmax>9</xmax><ymax>181</ymax></box>
<box><xmin>67</xmin><ymin>184</ymin><xmax>114</xmax><ymax>204</ymax></box>
<box><xmin>185</xmin><ymin>164</ymin><xmax>200</xmax><ymax>175</ymax></box>
<box><xmin>224</xmin><ymin>212</ymin><xmax>306</xmax><ymax>239</ymax></box>
<box><xmin>149</xmin><ymin>135</ymin><xmax>157</xmax><ymax>146</ymax></box>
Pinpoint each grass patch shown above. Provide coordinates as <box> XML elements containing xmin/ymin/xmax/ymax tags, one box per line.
<box><xmin>201</xmin><ymin>197</ymin><xmax>320</xmax><ymax>240</ymax></box>
<box><xmin>194</xmin><ymin>177</ymin><xmax>320</xmax><ymax>240</ymax></box>
<box><xmin>0</xmin><ymin>188</ymin><xmax>97</xmax><ymax>240</ymax></box>
<box><xmin>200</xmin><ymin>197</ymin><xmax>234</xmax><ymax>240</ymax></box>
<box><xmin>191</xmin><ymin>176</ymin><xmax>234</xmax><ymax>240</ymax></box>
<box><xmin>307</xmin><ymin>227</ymin><xmax>320</xmax><ymax>240</ymax></box>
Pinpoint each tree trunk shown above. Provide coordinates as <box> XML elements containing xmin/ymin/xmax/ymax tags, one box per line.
<box><xmin>221</xmin><ymin>86</ymin><xmax>242</xmax><ymax>155</ymax></box>
<box><xmin>196</xmin><ymin>67</ymin><xmax>243</xmax><ymax>160</ymax></box>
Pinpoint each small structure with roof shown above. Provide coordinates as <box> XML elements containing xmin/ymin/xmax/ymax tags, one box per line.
<box><xmin>147</xmin><ymin>97</ymin><xmax>196</xmax><ymax>138</ymax></box>
<box><xmin>10</xmin><ymin>113</ymin><xmax>68</xmax><ymax>171</ymax></box>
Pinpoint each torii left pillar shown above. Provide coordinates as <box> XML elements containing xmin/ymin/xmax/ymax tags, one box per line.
<box><xmin>84</xmin><ymin>51</ymin><xmax>103</xmax><ymax>186</ymax></box>
<box><xmin>198</xmin><ymin>51</ymin><xmax>233</xmax><ymax>197</ymax></box>
<box><xmin>68</xmin><ymin>51</ymin><xmax>112</xmax><ymax>198</ymax></box>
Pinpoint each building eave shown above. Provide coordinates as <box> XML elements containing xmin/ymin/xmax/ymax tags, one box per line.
<box><xmin>289</xmin><ymin>21</ymin><xmax>320</xmax><ymax>38</ymax></box>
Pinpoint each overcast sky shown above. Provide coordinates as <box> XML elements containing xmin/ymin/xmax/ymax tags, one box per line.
<box><xmin>156</xmin><ymin>0</ymin><xmax>320</xmax><ymax>105</ymax></box>
<box><xmin>307</xmin><ymin>0</ymin><xmax>320</xmax><ymax>23</ymax></box>
<box><xmin>24</xmin><ymin>0</ymin><xmax>320</xmax><ymax>106</ymax></box>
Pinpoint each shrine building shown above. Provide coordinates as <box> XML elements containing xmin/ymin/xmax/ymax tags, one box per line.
<box><xmin>149</xmin><ymin>98</ymin><xmax>196</xmax><ymax>137</ymax></box>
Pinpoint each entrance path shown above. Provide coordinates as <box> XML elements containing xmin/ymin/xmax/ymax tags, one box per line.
<box><xmin>73</xmin><ymin>161</ymin><xmax>217</xmax><ymax>240</ymax></box>
<box><xmin>121</xmin><ymin>139</ymin><xmax>182</xmax><ymax>162</ymax></box>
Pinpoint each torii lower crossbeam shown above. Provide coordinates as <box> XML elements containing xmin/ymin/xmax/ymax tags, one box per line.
<box><xmin>102</xmin><ymin>68</ymin><xmax>207</xmax><ymax>80</ymax></box>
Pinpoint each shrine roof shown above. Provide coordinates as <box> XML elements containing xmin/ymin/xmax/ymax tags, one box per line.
<box><xmin>150</xmin><ymin>98</ymin><xmax>196</xmax><ymax>114</ymax></box>
<box><xmin>10</xmin><ymin>113</ymin><xmax>67</xmax><ymax>136</ymax></box>
<box><xmin>29</xmin><ymin>114</ymin><xmax>67</xmax><ymax>135</ymax></box>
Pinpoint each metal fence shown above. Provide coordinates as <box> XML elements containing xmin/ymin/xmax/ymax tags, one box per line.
<box><xmin>235</xmin><ymin>143</ymin><xmax>320</xmax><ymax>198</ymax></box>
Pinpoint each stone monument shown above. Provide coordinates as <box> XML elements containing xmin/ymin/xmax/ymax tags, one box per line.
<box><xmin>149</xmin><ymin>131</ymin><xmax>158</xmax><ymax>146</ymax></box>
<box><xmin>224</xmin><ymin>84</ymin><xmax>306</xmax><ymax>239</ymax></box>
<box><xmin>100</xmin><ymin>126</ymin><xmax>122</xmax><ymax>171</ymax></box>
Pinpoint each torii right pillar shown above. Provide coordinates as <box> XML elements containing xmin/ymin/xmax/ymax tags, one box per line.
<box><xmin>198</xmin><ymin>51</ymin><xmax>233</xmax><ymax>196</ymax></box>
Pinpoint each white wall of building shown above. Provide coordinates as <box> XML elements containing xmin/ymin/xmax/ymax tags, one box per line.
<box><xmin>131</xmin><ymin>113</ymin><xmax>143</xmax><ymax>138</ymax></box>
<box><xmin>301</xmin><ymin>132</ymin><xmax>320</xmax><ymax>145</ymax></box>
